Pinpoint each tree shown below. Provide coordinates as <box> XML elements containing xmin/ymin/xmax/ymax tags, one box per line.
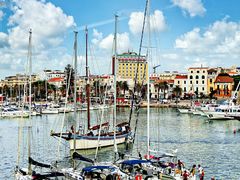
<box><xmin>65</xmin><ymin>64</ymin><xmax>75</xmax><ymax>97</ymax></box>
<box><xmin>93</xmin><ymin>80</ymin><xmax>100</xmax><ymax>97</ymax></box>
<box><xmin>154</xmin><ymin>81</ymin><xmax>168</xmax><ymax>100</ymax></box>
<box><xmin>122</xmin><ymin>81</ymin><xmax>129</xmax><ymax>97</ymax></box>
<box><xmin>173</xmin><ymin>85</ymin><xmax>182</xmax><ymax>98</ymax></box>
<box><xmin>116</xmin><ymin>81</ymin><xmax>123</xmax><ymax>97</ymax></box>
<box><xmin>163</xmin><ymin>81</ymin><xmax>169</xmax><ymax>99</ymax></box>
<box><xmin>209</xmin><ymin>89</ymin><xmax>217</xmax><ymax>99</ymax></box>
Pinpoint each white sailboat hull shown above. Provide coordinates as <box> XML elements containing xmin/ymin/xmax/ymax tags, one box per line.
<box><xmin>178</xmin><ymin>108</ymin><xmax>193</xmax><ymax>114</ymax></box>
<box><xmin>41</xmin><ymin>109</ymin><xmax>59</xmax><ymax>114</ymax></box>
<box><xmin>69</xmin><ymin>134</ymin><xmax>128</xmax><ymax>150</ymax></box>
<box><xmin>206</xmin><ymin>112</ymin><xmax>234</xmax><ymax>120</ymax></box>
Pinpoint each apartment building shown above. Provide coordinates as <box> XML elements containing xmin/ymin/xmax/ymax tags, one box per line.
<box><xmin>112</xmin><ymin>52</ymin><xmax>148</xmax><ymax>83</ymax></box>
<box><xmin>187</xmin><ymin>67</ymin><xmax>208</xmax><ymax>95</ymax></box>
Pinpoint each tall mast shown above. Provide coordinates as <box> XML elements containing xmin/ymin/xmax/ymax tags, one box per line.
<box><xmin>146</xmin><ymin>0</ymin><xmax>151</xmax><ymax>158</ymax></box>
<box><xmin>85</xmin><ymin>27</ymin><xmax>91</xmax><ymax>130</ymax></box>
<box><xmin>73</xmin><ymin>31</ymin><xmax>78</xmax><ymax>152</ymax></box>
<box><xmin>28</xmin><ymin>28</ymin><xmax>32</xmax><ymax>174</ymax></box>
<box><xmin>113</xmin><ymin>14</ymin><xmax>118</xmax><ymax>159</ymax></box>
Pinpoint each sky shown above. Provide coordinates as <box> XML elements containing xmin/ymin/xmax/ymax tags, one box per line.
<box><xmin>0</xmin><ymin>0</ymin><xmax>240</xmax><ymax>79</ymax></box>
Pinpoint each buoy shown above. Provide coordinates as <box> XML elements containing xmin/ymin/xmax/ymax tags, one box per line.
<box><xmin>233</xmin><ymin>128</ymin><xmax>236</xmax><ymax>134</ymax></box>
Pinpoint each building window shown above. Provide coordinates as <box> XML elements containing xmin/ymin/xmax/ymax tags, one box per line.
<box><xmin>184</xmin><ymin>87</ymin><xmax>186</xmax><ymax>92</ymax></box>
<box><xmin>202</xmin><ymin>81</ymin><xmax>204</xmax><ymax>84</ymax></box>
<box><xmin>197</xmin><ymin>70</ymin><xmax>199</xmax><ymax>73</ymax></box>
<box><xmin>196</xmin><ymin>80</ymin><xmax>198</xmax><ymax>84</ymax></box>
<box><xmin>202</xmin><ymin>75</ymin><xmax>205</xmax><ymax>79</ymax></box>
<box><xmin>178</xmin><ymin>81</ymin><xmax>180</xmax><ymax>84</ymax></box>
<box><xmin>203</xmin><ymin>70</ymin><xmax>205</xmax><ymax>73</ymax></box>
<box><xmin>202</xmin><ymin>87</ymin><xmax>204</xmax><ymax>91</ymax></box>
<box><xmin>191</xmin><ymin>71</ymin><xmax>193</xmax><ymax>73</ymax></box>
<box><xmin>196</xmin><ymin>75</ymin><xmax>199</xmax><ymax>79</ymax></box>
<box><xmin>210</xmin><ymin>79</ymin><xmax>212</xmax><ymax>84</ymax></box>
<box><xmin>184</xmin><ymin>81</ymin><xmax>186</xmax><ymax>84</ymax></box>
<box><xmin>190</xmin><ymin>75</ymin><xmax>193</xmax><ymax>79</ymax></box>
<box><xmin>190</xmin><ymin>80</ymin><xmax>192</xmax><ymax>84</ymax></box>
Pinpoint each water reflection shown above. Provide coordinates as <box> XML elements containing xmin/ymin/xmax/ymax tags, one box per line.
<box><xmin>0</xmin><ymin>108</ymin><xmax>240</xmax><ymax>179</ymax></box>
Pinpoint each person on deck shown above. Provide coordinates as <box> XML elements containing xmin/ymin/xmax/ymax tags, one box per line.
<box><xmin>182</xmin><ymin>170</ymin><xmax>189</xmax><ymax>180</ymax></box>
<box><xmin>200</xmin><ymin>169</ymin><xmax>204</xmax><ymax>180</ymax></box>
<box><xmin>190</xmin><ymin>164</ymin><xmax>196</xmax><ymax>177</ymax></box>
<box><xmin>70</xmin><ymin>125</ymin><xmax>75</xmax><ymax>133</ymax></box>
<box><xmin>177</xmin><ymin>159</ymin><xmax>184</xmax><ymax>172</ymax></box>
<box><xmin>198</xmin><ymin>164</ymin><xmax>203</xmax><ymax>179</ymax></box>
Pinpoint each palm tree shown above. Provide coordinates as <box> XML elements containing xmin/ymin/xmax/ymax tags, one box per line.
<box><xmin>64</xmin><ymin>64</ymin><xmax>75</xmax><ymax>97</ymax></box>
<box><xmin>116</xmin><ymin>81</ymin><xmax>123</xmax><ymax>97</ymax></box>
<box><xmin>93</xmin><ymin>80</ymin><xmax>100</xmax><ymax>97</ymax></box>
<box><xmin>48</xmin><ymin>84</ymin><xmax>57</xmax><ymax>101</ymax></box>
<box><xmin>163</xmin><ymin>81</ymin><xmax>169</xmax><ymax>99</ymax></box>
<box><xmin>154</xmin><ymin>81</ymin><xmax>168</xmax><ymax>100</ymax></box>
<box><xmin>173</xmin><ymin>85</ymin><xmax>182</xmax><ymax>104</ymax></box>
<box><xmin>122</xmin><ymin>81</ymin><xmax>129</xmax><ymax>97</ymax></box>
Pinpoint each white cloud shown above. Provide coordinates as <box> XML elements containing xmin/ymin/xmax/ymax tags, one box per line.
<box><xmin>91</xmin><ymin>29</ymin><xmax>103</xmax><ymax>45</ymax></box>
<box><xmin>95</xmin><ymin>32</ymin><xmax>130</xmax><ymax>53</ymax></box>
<box><xmin>0</xmin><ymin>32</ymin><xmax>8</xmax><ymax>48</ymax></box>
<box><xmin>0</xmin><ymin>10</ymin><xmax>4</xmax><ymax>21</ymax></box>
<box><xmin>8</xmin><ymin>0</ymin><xmax>75</xmax><ymax>50</ymax></box>
<box><xmin>171</xmin><ymin>0</ymin><xmax>206</xmax><ymax>17</ymax></box>
<box><xmin>175</xmin><ymin>18</ymin><xmax>240</xmax><ymax>55</ymax></box>
<box><xmin>128</xmin><ymin>10</ymin><xmax>166</xmax><ymax>35</ymax></box>
<box><xmin>0</xmin><ymin>0</ymin><xmax>76</xmax><ymax>79</ymax></box>
<box><xmin>171</xmin><ymin>19</ymin><xmax>240</xmax><ymax>71</ymax></box>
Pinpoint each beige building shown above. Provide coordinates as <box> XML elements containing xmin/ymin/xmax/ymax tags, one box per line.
<box><xmin>112</xmin><ymin>52</ymin><xmax>148</xmax><ymax>84</ymax></box>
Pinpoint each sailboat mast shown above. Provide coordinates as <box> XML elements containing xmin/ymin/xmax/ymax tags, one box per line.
<box><xmin>85</xmin><ymin>27</ymin><xmax>91</xmax><ymax>130</ymax></box>
<box><xmin>113</xmin><ymin>14</ymin><xmax>118</xmax><ymax>158</ymax></box>
<box><xmin>146</xmin><ymin>0</ymin><xmax>150</xmax><ymax>158</ymax></box>
<box><xmin>28</xmin><ymin>28</ymin><xmax>32</xmax><ymax>174</ymax></box>
<box><xmin>73</xmin><ymin>31</ymin><xmax>78</xmax><ymax>154</ymax></box>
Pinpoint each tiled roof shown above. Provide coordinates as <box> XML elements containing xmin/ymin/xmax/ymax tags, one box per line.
<box><xmin>175</xmin><ymin>75</ymin><xmax>187</xmax><ymax>79</ymax></box>
<box><xmin>48</xmin><ymin>77</ymin><xmax>64</xmax><ymax>82</ymax></box>
<box><xmin>207</xmin><ymin>68</ymin><xmax>217</xmax><ymax>73</ymax></box>
<box><xmin>215</xmin><ymin>76</ymin><xmax>234</xmax><ymax>83</ymax></box>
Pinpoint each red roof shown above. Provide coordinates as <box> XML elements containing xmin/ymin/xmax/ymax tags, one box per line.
<box><xmin>215</xmin><ymin>76</ymin><xmax>234</xmax><ymax>83</ymax></box>
<box><xmin>48</xmin><ymin>77</ymin><xmax>64</xmax><ymax>82</ymax></box>
<box><xmin>175</xmin><ymin>75</ymin><xmax>187</xmax><ymax>79</ymax></box>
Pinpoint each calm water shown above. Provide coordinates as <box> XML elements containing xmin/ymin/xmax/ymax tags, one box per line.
<box><xmin>1</xmin><ymin>108</ymin><xmax>240</xmax><ymax>179</ymax></box>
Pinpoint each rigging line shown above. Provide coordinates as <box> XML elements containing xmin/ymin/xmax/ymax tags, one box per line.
<box><xmin>57</xmin><ymin>37</ymin><xmax>75</xmax><ymax>161</ymax></box>
<box><xmin>128</xmin><ymin>0</ymin><xmax>148</xmax><ymax>127</ymax></box>
<box><xmin>94</xmin><ymin>82</ymin><xmax>108</xmax><ymax>162</ymax></box>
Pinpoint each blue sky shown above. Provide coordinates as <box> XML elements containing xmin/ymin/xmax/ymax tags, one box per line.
<box><xmin>0</xmin><ymin>0</ymin><xmax>240</xmax><ymax>79</ymax></box>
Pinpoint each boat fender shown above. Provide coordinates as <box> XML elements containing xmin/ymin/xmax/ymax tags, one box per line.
<box><xmin>135</xmin><ymin>174</ymin><xmax>142</xmax><ymax>180</ymax></box>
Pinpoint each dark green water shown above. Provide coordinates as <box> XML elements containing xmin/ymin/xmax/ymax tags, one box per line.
<box><xmin>1</xmin><ymin>108</ymin><xmax>240</xmax><ymax>179</ymax></box>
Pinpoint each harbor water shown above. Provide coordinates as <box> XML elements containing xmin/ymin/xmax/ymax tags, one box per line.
<box><xmin>1</xmin><ymin>107</ymin><xmax>240</xmax><ymax>179</ymax></box>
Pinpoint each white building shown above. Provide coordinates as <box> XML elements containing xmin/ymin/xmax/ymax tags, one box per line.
<box><xmin>187</xmin><ymin>67</ymin><xmax>208</xmax><ymax>95</ymax></box>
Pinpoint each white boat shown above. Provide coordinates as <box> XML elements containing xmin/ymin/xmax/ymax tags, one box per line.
<box><xmin>57</xmin><ymin>107</ymin><xmax>71</xmax><ymax>113</ymax></box>
<box><xmin>41</xmin><ymin>108</ymin><xmax>59</xmax><ymax>114</ymax></box>
<box><xmin>178</xmin><ymin>108</ymin><xmax>193</xmax><ymax>114</ymax></box>
<box><xmin>205</xmin><ymin>105</ymin><xmax>240</xmax><ymax>120</ymax></box>
<box><xmin>1</xmin><ymin>107</ymin><xmax>29</xmax><ymax>118</ymax></box>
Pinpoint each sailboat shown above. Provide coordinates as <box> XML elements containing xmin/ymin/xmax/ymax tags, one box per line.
<box><xmin>51</xmin><ymin>24</ymin><xmax>131</xmax><ymax>151</ymax></box>
<box><xmin>15</xmin><ymin>29</ymin><xmax>64</xmax><ymax>180</ymax></box>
